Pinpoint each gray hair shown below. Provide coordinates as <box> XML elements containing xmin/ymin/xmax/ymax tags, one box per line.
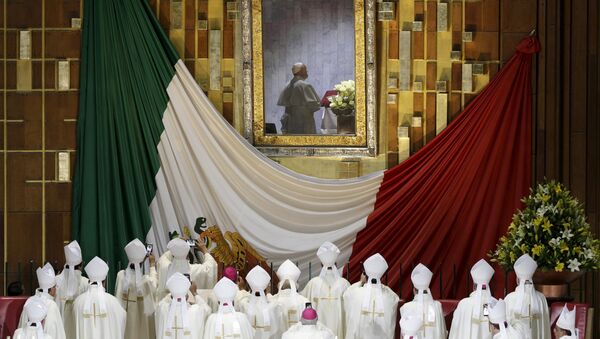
<box><xmin>292</xmin><ymin>63</ymin><xmax>305</xmax><ymax>75</ymax></box>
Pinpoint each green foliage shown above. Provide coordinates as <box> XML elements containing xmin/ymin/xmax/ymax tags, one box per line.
<box><xmin>490</xmin><ymin>180</ymin><xmax>600</xmax><ymax>272</ymax></box>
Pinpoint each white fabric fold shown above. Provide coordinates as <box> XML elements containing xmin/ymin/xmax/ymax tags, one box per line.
<box><xmin>64</xmin><ymin>265</ymin><xmax>78</xmax><ymax>299</ymax></box>
<box><xmin>146</xmin><ymin>60</ymin><xmax>384</xmax><ymax>285</ymax></box>
<box><xmin>83</xmin><ymin>284</ymin><xmax>107</xmax><ymax>314</ymax></box>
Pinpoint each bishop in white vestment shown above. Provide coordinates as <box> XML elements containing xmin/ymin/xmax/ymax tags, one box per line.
<box><xmin>197</xmin><ymin>267</ymin><xmax>251</xmax><ymax>312</ymax></box>
<box><xmin>449</xmin><ymin>259</ymin><xmax>495</xmax><ymax>339</ymax></box>
<box><xmin>18</xmin><ymin>263</ymin><xmax>66</xmax><ymax>339</ymax></box>
<box><xmin>156</xmin><ymin>273</ymin><xmax>211</xmax><ymax>339</ymax></box>
<box><xmin>301</xmin><ymin>242</ymin><xmax>349</xmax><ymax>338</ymax></box>
<box><xmin>270</xmin><ymin>260</ymin><xmax>309</xmax><ymax>330</ymax></box>
<box><xmin>343</xmin><ymin>253</ymin><xmax>399</xmax><ymax>339</ymax></box>
<box><xmin>14</xmin><ymin>297</ymin><xmax>52</xmax><ymax>339</ymax></box>
<box><xmin>241</xmin><ymin>266</ymin><xmax>285</xmax><ymax>338</ymax></box>
<box><xmin>488</xmin><ymin>299</ymin><xmax>525</xmax><ymax>339</ymax></box>
<box><xmin>504</xmin><ymin>254</ymin><xmax>550</xmax><ymax>339</ymax></box>
<box><xmin>203</xmin><ymin>277</ymin><xmax>255</xmax><ymax>339</ymax></box>
<box><xmin>282</xmin><ymin>306</ymin><xmax>337</xmax><ymax>339</ymax></box>
<box><xmin>54</xmin><ymin>241</ymin><xmax>88</xmax><ymax>338</ymax></box>
<box><xmin>399</xmin><ymin>264</ymin><xmax>446</xmax><ymax>339</ymax></box>
<box><xmin>277</xmin><ymin>63</ymin><xmax>321</xmax><ymax>134</ymax></box>
<box><xmin>156</xmin><ymin>238</ymin><xmax>218</xmax><ymax>302</ymax></box>
<box><xmin>114</xmin><ymin>239</ymin><xmax>157</xmax><ymax>339</ymax></box>
<box><xmin>73</xmin><ymin>257</ymin><xmax>126</xmax><ymax>339</ymax></box>
<box><xmin>553</xmin><ymin>305</ymin><xmax>578</xmax><ymax>339</ymax></box>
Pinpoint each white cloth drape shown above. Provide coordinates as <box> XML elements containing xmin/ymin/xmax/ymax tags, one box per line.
<box><xmin>146</xmin><ymin>60</ymin><xmax>384</xmax><ymax>284</ymax></box>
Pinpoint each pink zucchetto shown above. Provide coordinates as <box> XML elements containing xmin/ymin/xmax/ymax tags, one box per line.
<box><xmin>223</xmin><ymin>266</ymin><xmax>237</xmax><ymax>282</ymax></box>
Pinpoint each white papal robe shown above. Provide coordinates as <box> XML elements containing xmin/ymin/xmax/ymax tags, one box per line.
<box><xmin>399</xmin><ymin>294</ymin><xmax>446</xmax><ymax>339</ymax></box>
<box><xmin>156</xmin><ymin>251</ymin><xmax>218</xmax><ymax>302</ymax></box>
<box><xmin>342</xmin><ymin>282</ymin><xmax>399</xmax><ymax>339</ymax></box>
<box><xmin>203</xmin><ymin>309</ymin><xmax>255</xmax><ymax>339</ymax></box>
<box><xmin>504</xmin><ymin>285</ymin><xmax>550</xmax><ymax>339</ymax></box>
<box><xmin>301</xmin><ymin>275</ymin><xmax>350</xmax><ymax>338</ymax></box>
<box><xmin>492</xmin><ymin>326</ymin><xmax>526</xmax><ymax>339</ymax></box>
<box><xmin>282</xmin><ymin>323</ymin><xmax>337</xmax><ymax>339</ymax></box>
<box><xmin>240</xmin><ymin>295</ymin><xmax>286</xmax><ymax>339</ymax></box>
<box><xmin>269</xmin><ymin>290</ymin><xmax>309</xmax><ymax>330</ymax></box>
<box><xmin>277</xmin><ymin>76</ymin><xmax>321</xmax><ymax>134</ymax></box>
<box><xmin>54</xmin><ymin>269</ymin><xmax>88</xmax><ymax>338</ymax></box>
<box><xmin>448</xmin><ymin>291</ymin><xmax>493</xmax><ymax>339</ymax></box>
<box><xmin>18</xmin><ymin>292</ymin><xmax>66</xmax><ymax>339</ymax></box>
<box><xmin>73</xmin><ymin>284</ymin><xmax>126</xmax><ymax>339</ymax></box>
<box><xmin>155</xmin><ymin>295</ymin><xmax>211</xmax><ymax>339</ymax></box>
<box><xmin>13</xmin><ymin>327</ymin><xmax>52</xmax><ymax>339</ymax></box>
<box><xmin>114</xmin><ymin>267</ymin><xmax>158</xmax><ymax>339</ymax></box>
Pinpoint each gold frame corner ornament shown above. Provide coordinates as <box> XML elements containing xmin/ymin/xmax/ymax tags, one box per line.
<box><xmin>241</xmin><ymin>0</ymin><xmax>377</xmax><ymax>157</ymax></box>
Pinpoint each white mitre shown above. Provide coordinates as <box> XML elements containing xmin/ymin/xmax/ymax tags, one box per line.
<box><xmin>469</xmin><ymin>259</ymin><xmax>494</xmax><ymax>317</ymax></box>
<box><xmin>277</xmin><ymin>260</ymin><xmax>301</xmax><ymax>292</ymax></box>
<box><xmin>24</xmin><ymin>296</ymin><xmax>48</xmax><ymax>339</ymax></box>
<box><xmin>556</xmin><ymin>304</ymin><xmax>577</xmax><ymax>336</ymax></box>
<box><xmin>37</xmin><ymin>263</ymin><xmax>56</xmax><ymax>290</ymax></box>
<box><xmin>411</xmin><ymin>263</ymin><xmax>432</xmax><ymax>302</ymax></box>
<box><xmin>317</xmin><ymin>242</ymin><xmax>340</xmax><ymax>278</ymax></box>
<box><xmin>246</xmin><ymin>265</ymin><xmax>270</xmax><ymax>296</ymax></box>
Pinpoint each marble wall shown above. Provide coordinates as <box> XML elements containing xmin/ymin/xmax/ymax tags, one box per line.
<box><xmin>262</xmin><ymin>0</ymin><xmax>355</xmax><ymax>134</ymax></box>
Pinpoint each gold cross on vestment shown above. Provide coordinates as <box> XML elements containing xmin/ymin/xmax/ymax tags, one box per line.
<box><xmin>252</xmin><ymin>315</ymin><xmax>271</xmax><ymax>331</ymax></box>
<box><xmin>165</xmin><ymin>316</ymin><xmax>191</xmax><ymax>338</ymax></box>
<box><xmin>83</xmin><ymin>303</ymin><xmax>107</xmax><ymax>327</ymax></box>
<box><xmin>215</xmin><ymin>324</ymin><xmax>241</xmax><ymax>338</ymax></box>
<box><xmin>287</xmin><ymin>309</ymin><xmax>299</xmax><ymax>326</ymax></box>
<box><xmin>121</xmin><ymin>290</ymin><xmax>138</xmax><ymax>311</ymax></box>
<box><xmin>360</xmin><ymin>300</ymin><xmax>384</xmax><ymax>322</ymax></box>
<box><xmin>515</xmin><ymin>304</ymin><xmax>540</xmax><ymax>329</ymax></box>
<box><xmin>314</xmin><ymin>286</ymin><xmax>339</xmax><ymax>303</ymax></box>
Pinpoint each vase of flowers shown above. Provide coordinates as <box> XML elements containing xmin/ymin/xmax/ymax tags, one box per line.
<box><xmin>328</xmin><ymin>80</ymin><xmax>356</xmax><ymax>134</ymax></box>
<box><xmin>490</xmin><ymin>180</ymin><xmax>600</xmax><ymax>298</ymax></box>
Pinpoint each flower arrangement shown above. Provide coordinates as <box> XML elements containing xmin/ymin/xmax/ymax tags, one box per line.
<box><xmin>490</xmin><ymin>180</ymin><xmax>600</xmax><ymax>272</ymax></box>
<box><xmin>328</xmin><ymin>80</ymin><xmax>356</xmax><ymax>115</ymax></box>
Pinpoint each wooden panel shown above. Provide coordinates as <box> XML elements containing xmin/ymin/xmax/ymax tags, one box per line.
<box><xmin>6</xmin><ymin>153</ymin><xmax>43</xmax><ymax>212</ymax></box>
<box><xmin>45</xmin><ymin>212</ymin><xmax>71</xmax><ymax>264</ymax></box>
<box><xmin>185</xmin><ymin>28</ymin><xmax>195</xmax><ymax>58</ymax></box>
<box><xmin>45</xmin><ymin>0</ymin><xmax>81</xmax><ymax>28</ymax></box>
<box><xmin>501</xmin><ymin>0</ymin><xmax>536</xmax><ymax>32</ymax></box>
<box><xmin>7</xmin><ymin>0</ymin><xmax>43</xmax><ymax>28</ymax></box>
<box><xmin>45</xmin><ymin>31</ymin><xmax>81</xmax><ymax>59</ymax></box>
<box><xmin>482</xmin><ymin>0</ymin><xmax>500</xmax><ymax>32</ymax></box>
<box><xmin>6</xmin><ymin>212</ymin><xmax>43</xmax><ymax>292</ymax></box>
<box><xmin>465</xmin><ymin>32</ymin><xmax>499</xmax><ymax>60</ymax></box>
<box><xmin>464</xmin><ymin>1</ymin><xmax>482</xmax><ymax>31</ymax></box>
<box><xmin>6</xmin><ymin>30</ymin><xmax>17</xmax><ymax>59</ymax></box>
<box><xmin>426</xmin><ymin>31</ymin><xmax>437</xmax><ymax>59</ymax></box>
<box><xmin>425</xmin><ymin>93</ymin><xmax>436</xmax><ymax>142</ymax></box>
<box><xmin>7</xmin><ymin>92</ymin><xmax>42</xmax><ymax>150</ymax></box>
<box><xmin>412</xmin><ymin>31</ymin><xmax>424</xmax><ymax>59</ymax></box>
<box><xmin>426</xmin><ymin>62</ymin><xmax>436</xmax><ymax>90</ymax></box>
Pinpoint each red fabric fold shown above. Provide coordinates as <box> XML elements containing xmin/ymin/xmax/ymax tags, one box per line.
<box><xmin>349</xmin><ymin>36</ymin><xmax>539</xmax><ymax>299</ymax></box>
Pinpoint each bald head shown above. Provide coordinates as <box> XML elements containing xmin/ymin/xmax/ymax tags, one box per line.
<box><xmin>292</xmin><ymin>63</ymin><xmax>308</xmax><ymax>79</ymax></box>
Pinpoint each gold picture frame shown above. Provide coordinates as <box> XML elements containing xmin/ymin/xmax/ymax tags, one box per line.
<box><xmin>241</xmin><ymin>0</ymin><xmax>377</xmax><ymax>156</ymax></box>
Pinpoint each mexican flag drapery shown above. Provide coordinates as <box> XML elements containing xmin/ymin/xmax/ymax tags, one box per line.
<box><xmin>73</xmin><ymin>0</ymin><xmax>539</xmax><ymax>295</ymax></box>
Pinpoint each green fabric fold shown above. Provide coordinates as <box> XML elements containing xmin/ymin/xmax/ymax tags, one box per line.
<box><xmin>72</xmin><ymin>0</ymin><xmax>179</xmax><ymax>290</ymax></box>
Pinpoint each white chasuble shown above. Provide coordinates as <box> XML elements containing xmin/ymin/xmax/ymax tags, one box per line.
<box><xmin>448</xmin><ymin>291</ymin><xmax>493</xmax><ymax>339</ymax></box>
<box><xmin>399</xmin><ymin>295</ymin><xmax>446</xmax><ymax>339</ymax></box>
<box><xmin>73</xmin><ymin>284</ymin><xmax>126</xmax><ymax>339</ymax></box>
<box><xmin>156</xmin><ymin>251</ymin><xmax>218</xmax><ymax>302</ymax></box>
<box><xmin>115</xmin><ymin>267</ymin><xmax>158</xmax><ymax>339</ymax></box>
<box><xmin>301</xmin><ymin>275</ymin><xmax>349</xmax><ymax>338</ymax></box>
<box><xmin>203</xmin><ymin>310</ymin><xmax>254</xmax><ymax>339</ymax></box>
<box><xmin>54</xmin><ymin>269</ymin><xmax>88</xmax><ymax>338</ymax></box>
<box><xmin>504</xmin><ymin>286</ymin><xmax>551</xmax><ymax>339</ymax></box>
<box><xmin>282</xmin><ymin>323</ymin><xmax>338</xmax><ymax>339</ymax></box>
<box><xmin>155</xmin><ymin>295</ymin><xmax>211</xmax><ymax>339</ymax></box>
<box><xmin>342</xmin><ymin>282</ymin><xmax>399</xmax><ymax>339</ymax></box>
<box><xmin>240</xmin><ymin>296</ymin><xmax>285</xmax><ymax>339</ymax></box>
<box><xmin>269</xmin><ymin>290</ymin><xmax>309</xmax><ymax>330</ymax></box>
